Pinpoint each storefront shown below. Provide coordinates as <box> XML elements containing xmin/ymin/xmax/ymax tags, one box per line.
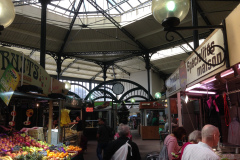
<box><xmin>139</xmin><ymin>101</ymin><xmax>165</xmax><ymax>140</ymax></box>
<box><xmin>165</xmin><ymin>4</ymin><xmax>240</xmax><ymax>159</ymax></box>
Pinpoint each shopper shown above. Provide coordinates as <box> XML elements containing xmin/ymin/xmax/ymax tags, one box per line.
<box><xmin>114</xmin><ymin>123</ymin><xmax>132</xmax><ymax>140</ymax></box>
<box><xmin>69</xmin><ymin>116</ymin><xmax>83</xmax><ymax>146</ymax></box>
<box><xmin>164</xmin><ymin>127</ymin><xmax>186</xmax><ymax>160</ymax></box>
<box><xmin>96</xmin><ymin>118</ymin><xmax>110</xmax><ymax>160</ymax></box>
<box><xmin>182</xmin><ymin>124</ymin><xmax>220</xmax><ymax>160</ymax></box>
<box><xmin>164</xmin><ymin>117</ymin><xmax>178</xmax><ymax>133</ymax></box>
<box><xmin>179</xmin><ymin>130</ymin><xmax>202</xmax><ymax>160</ymax></box>
<box><xmin>103</xmin><ymin>124</ymin><xmax>141</xmax><ymax>160</ymax></box>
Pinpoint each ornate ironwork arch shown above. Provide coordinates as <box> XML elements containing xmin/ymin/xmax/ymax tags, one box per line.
<box><xmin>84</xmin><ymin>79</ymin><xmax>153</xmax><ymax>103</ymax></box>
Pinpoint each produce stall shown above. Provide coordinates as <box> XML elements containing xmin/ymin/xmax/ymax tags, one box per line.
<box><xmin>0</xmin><ymin>47</ymin><xmax>84</xmax><ymax>160</ymax></box>
<box><xmin>0</xmin><ymin>132</ymin><xmax>83</xmax><ymax>160</ymax></box>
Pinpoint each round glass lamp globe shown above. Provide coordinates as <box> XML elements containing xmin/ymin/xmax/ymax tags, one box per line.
<box><xmin>64</xmin><ymin>82</ymin><xmax>71</xmax><ymax>90</ymax></box>
<box><xmin>130</xmin><ymin>98</ymin><xmax>135</xmax><ymax>103</ymax></box>
<box><xmin>152</xmin><ymin>0</ymin><xmax>190</xmax><ymax>27</ymax></box>
<box><xmin>155</xmin><ymin>92</ymin><xmax>161</xmax><ymax>99</ymax></box>
<box><xmin>0</xmin><ymin>0</ymin><xmax>15</xmax><ymax>28</ymax></box>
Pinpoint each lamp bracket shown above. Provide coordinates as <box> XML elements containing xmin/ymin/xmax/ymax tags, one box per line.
<box><xmin>164</xmin><ymin>25</ymin><xmax>223</xmax><ymax>31</ymax></box>
<box><xmin>164</xmin><ymin>28</ymin><xmax>227</xmax><ymax>66</ymax></box>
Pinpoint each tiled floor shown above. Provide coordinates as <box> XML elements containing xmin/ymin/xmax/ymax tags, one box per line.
<box><xmin>83</xmin><ymin>129</ymin><xmax>162</xmax><ymax>160</ymax></box>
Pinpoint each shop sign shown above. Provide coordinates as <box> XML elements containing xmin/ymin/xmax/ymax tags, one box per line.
<box><xmin>226</xmin><ymin>4</ymin><xmax>240</xmax><ymax>67</ymax></box>
<box><xmin>0</xmin><ymin>63</ymin><xmax>20</xmax><ymax>105</ymax></box>
<box><xmin>86</xmin><ymin>107</ymin><xmax>93</xmax><ymax>112</ymax></box>
<box><xmin>50</xmin><ymin>78</ymin><xmax>65</xmax><ymax>94</ymax></box>
<box><xmin>186</xmin><ymin>29</ymin><xmax>225</xmax><ymax>84</ymax></box>
<box><xmin>165</xmin><ymin>69</ymin><xmax>180</xmax><ymax>96</ymax></box>
<box><xmin>179</xmin><ymin>61</ymin><xmax>187</xmax><ymax>91</ymax></box>
<box><xmin>0</xmin><ymin>47</ymin><xmax>51</xmax><ymax>95</ymax></box>
<box><xmin>94</xmin><ymin>101</ymin><xmax>112</xmax><ymax>109</ymax></box>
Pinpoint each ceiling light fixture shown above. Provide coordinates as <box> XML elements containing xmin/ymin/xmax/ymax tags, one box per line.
<box><xmin>202</xmin><ymin>68</ymin><xmax>237</xmax><ymax>84</ymax></box>
<box><xmin>152</xmin><ymin>0</ymin><xmax>229</xmax><ymax>67</ymax></box>
<box><xmin>186</xmin><ymin>83</ymin><xmax>201</xmax><ymax>91</ymax></box>
<box><xmin>189</xmin><ymin>90</ymin><xmax>216</xmax><ymax>95</ymax></box>
<box><xmin>0</xmin><ymin>0</ymin><xmax>15</xmax><ymax>32</ymax></box>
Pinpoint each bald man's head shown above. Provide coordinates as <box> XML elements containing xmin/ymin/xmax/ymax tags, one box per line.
<box><xmin>202</xmin><ymin>124</ymin><xmax>220</xmax><ymax>147</ymax></box>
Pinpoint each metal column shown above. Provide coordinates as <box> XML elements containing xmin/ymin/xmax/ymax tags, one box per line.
<box><xmin>39</xmin><ymin>0</ymin><xmax>50</xmax><ymax>68</ymax></box>
<box><xmin>191</xmin><ymin>0</ymin><xmax>199</xmax><ymax>49</ymax></box>
<box><xmin>145</xmin><ymin>53</ymin><xmax>151</xmax><ymax>101</ymax></box>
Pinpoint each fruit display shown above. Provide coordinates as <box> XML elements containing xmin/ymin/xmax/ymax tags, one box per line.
<box><xmin>0</xmin><ymin>132</ymin><xmax>82</xmax><ymax>160</ymax></box>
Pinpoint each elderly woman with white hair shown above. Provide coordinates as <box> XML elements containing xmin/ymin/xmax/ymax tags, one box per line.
<box><xmin>103</xmin><ymin>124</ymin><xmax>141</xmax><ymax>160</ymax></box>
<box><xmin>114</xmin><ymin>123</ymin><xmax>132</xmax><ymax>140</ymax></box>
<box><xmin>179</xmin><ymin>130</ymin><xmax>202</xmax><ymax>160</ymax></box>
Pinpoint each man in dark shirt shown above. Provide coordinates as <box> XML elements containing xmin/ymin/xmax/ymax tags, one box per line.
<box><xmin>103</xmin><ymin>124</ymin><xmax>141</xmax><ymax>160</ymax></box>
<box><xmin>69</xmin><ymin>116</ymin><xmax>83</xmax><ymax>146</ymax></box>
<box><xmin>96</xmin><ymin>118</ymin><xmax>110</xmax><ymax>160</ymax></box>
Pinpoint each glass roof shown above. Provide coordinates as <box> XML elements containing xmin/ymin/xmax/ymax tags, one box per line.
<box><xmin>13</xmin><ymin>0</ymin><xmax>152</xmax><ymax>29</ymax></box>
<box><xmin>151</xmin><ymin>39</ymin><xmax>205</xmax><ymax>61</ymax></box>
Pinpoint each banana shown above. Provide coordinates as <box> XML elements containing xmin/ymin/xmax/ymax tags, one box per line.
<box><xmin>0</xmin><ymin>156</ymin><xmax>12</xmax><ymax>160</ymax></box>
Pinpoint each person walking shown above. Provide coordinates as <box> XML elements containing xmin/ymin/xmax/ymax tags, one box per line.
<box><xmin>103</xmin><ymin>124</ymin><xmax>141</xmax><ymax>160</ymax></box>
<box><xmin>182</xmin><ymin>124</ymin><xmax>220</xmax><ymax>160</ymax></box>
<box><xmin>96</xmin><ymin>118</ymin><xmax>110</xmax><ymax>160</ymax></box>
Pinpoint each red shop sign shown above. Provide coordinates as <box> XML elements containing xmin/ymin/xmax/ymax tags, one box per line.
<box><xmin>86</xmin><ymin>107</ymin><xmax>93</xmax><ymax>112</ymax></box>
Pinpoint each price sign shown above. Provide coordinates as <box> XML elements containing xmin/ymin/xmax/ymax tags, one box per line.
<box><xmin>39</xmin><ymin>151</ymin><xmax>47</xmax><ymax>156</ymax></box>
<box><xmin>49</xmin><ymin>145</ymin><xmax>56</xmax><ymax>151</ymax></box>
<box><xmin>65</xmin><ymin>141</ymin><xmax>70</xmax><ymax>146</ymax></box>
<box><xmin>12</xmin><ymin>145</ymin><xmax>20</xmax><ymax>152</ymax></box>
<box><xmin>57</xmin><ymin>143</ymin><xmax>63</xmax><ymax>147</ymax></box>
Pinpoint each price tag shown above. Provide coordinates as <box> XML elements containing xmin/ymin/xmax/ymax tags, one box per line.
<box><xmin>49</xmin><ymin>145</ymin><xmax>56</xmax><ymax>151</ymax></box>
<box><xmin>65</xmin><ymin>141</ymin><xmax>70</xmax><ymax>146</ymax></box>
<box><xmin>39</xmin><ymin>151</ymin><xmax>47</xmax><ymax>156</ymax></box>
<box><xmin>57</xmin><ymin>143</ymin><xmax>63</xmax><ymax>147</ymax></box>
<box><xmin>12</xmin><ymin>145</ymin><xmax>20</xmax><ymax>152</ymax></box>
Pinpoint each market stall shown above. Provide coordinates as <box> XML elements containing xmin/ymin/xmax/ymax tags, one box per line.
<box><xmin>165</xmin><ymin>4</ymin><xmax>240</xmax><ymax>159</ymax></box>
<box><xmin>139</xmin><ymin>101</ymin><xmax>165</xmax><ymax>140</ymax></box>
<box><xmin>83</xmin><ymin>101</ymin><xmax>112</xmax><ymax>140</ymax></box>
<box><xmin>0</xmin><ymin>47</ymin><xmax>83</xmax><ymax>160</ymax></box>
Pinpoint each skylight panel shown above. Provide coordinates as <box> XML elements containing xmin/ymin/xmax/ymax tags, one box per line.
<box><xmin>120</xmin><ymin>3</ymin><xmax>131</xmax><ymax>12</ymax></box>
<box><xmin>128</xmin><ymin>0</ymin><xmax>141</xmax><ymax>8</ymax></box>
<box><xmin>151</xmin><ymin>39</ymin><xmax>205</xmax><ymax>61</ymax></box>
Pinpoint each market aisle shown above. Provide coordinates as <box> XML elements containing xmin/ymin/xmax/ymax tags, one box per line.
<box><xmin>83</xmin><ymin>129</ymin><xmax>161</xmax><ymax>160</ymax></box>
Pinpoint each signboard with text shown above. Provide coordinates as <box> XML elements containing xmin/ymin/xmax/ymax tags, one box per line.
<box><xmin>86</xmin><ymin>107</ymin><xmax>93</xmax><ymax>112</ymax></box>
<box><xmin>186</xmin><ymin>29</ymin><xmax>226</xmax><ymax>85</ymax></box>
<box><xmin>166</xmin><ymin>69</ymin><xmax>180</xmax><ymax>97</ymax></box>
<box><xmin>0</xmin><ymin>47</ymin><xmax>51</xmax><ymax>95</ymax></box>
<box><xmin>0</xmin><ymin>64</ymin><xmax>20</xmax><ymax>105</ymax></box>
